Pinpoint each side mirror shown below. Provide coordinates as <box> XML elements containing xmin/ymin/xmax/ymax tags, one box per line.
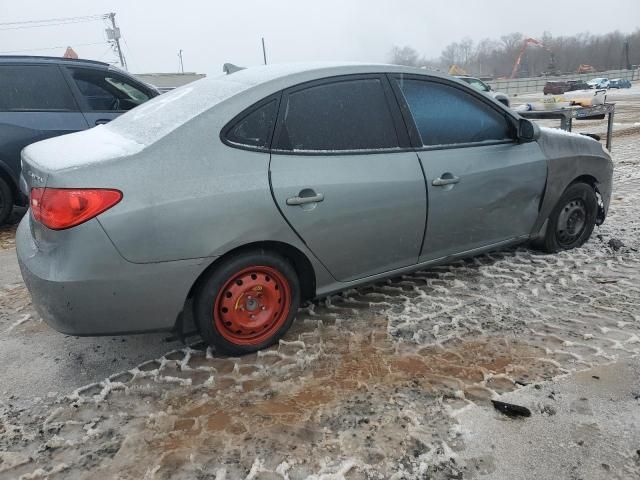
<box><xmin>518</xmin><ymin>118</ymin><xmax>539</xmax><ymax>142</ymax></box>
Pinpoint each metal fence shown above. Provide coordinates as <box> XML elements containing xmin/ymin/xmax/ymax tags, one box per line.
<box><xmin>487</xmin><ymin>68</ymin><xmax>640</xmax><ymax>95</ymax></box>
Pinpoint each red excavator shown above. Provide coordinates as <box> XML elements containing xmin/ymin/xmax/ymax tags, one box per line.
<box><xmin>510</xmin><ymin>38</ymin><xmax>556</xmax><ymax>78</ymax></box>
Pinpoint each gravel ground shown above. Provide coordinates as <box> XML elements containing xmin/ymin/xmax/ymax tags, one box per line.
<box><xmin>0</xmin><ymin>90</ymin><xmax>639</xmax><ymax>479</ymax></box>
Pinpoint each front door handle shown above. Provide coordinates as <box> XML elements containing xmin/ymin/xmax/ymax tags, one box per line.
<box><xmin>95</xmin><ymin>119</ymin><xmax>112</xmax><ymax>125</ymax></box>
<box><xmin>286</xmin><ymin>192</ymin><xmax>324</xmax><ymax>206</ymax></box>
<box><xmin>432</xmin><ymin>175</ymin><xmax>460</xmax><ymax>187</ymax></box>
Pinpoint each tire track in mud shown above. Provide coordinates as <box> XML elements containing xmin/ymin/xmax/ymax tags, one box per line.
<box><xmin>1</xmin><ymin>137</ymin><xmax>639</xmax><ymax>479</ymax></box>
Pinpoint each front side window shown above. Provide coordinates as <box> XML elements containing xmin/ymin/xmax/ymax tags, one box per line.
<box><xmin>276</xmin><ymin>78</ymin><xmax>398</xmax><ymax>151</ymax></box>
<box><xmin>396</xmin><ymin>78</ymin><xmax>513</xmax><ymax>147</ymax></box>
<box><xmin>0</xmin><ymin>65</ymin><xmax>76</xmax><ymax>112</ymax></box>
<box><xmin>226</xmin><ymin>100</ymin><xmax>277</xmax><ymax>149</ymax></box>
<box><xmin>69</xmin><ymin>68</ymin><xmax>150</xmax><ymax>111</ymax></box>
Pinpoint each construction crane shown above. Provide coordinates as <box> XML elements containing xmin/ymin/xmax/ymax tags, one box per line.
<box><xmin>510</xmin><ymin>37</ymin><xmax>556</xmax><ymax>78</ymax></box>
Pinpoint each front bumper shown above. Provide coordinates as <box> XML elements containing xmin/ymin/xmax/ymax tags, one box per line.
<box><xmin>16</xmin><ymin>215</ymin><xmax>211</xmax><ymax>336</ymax></box>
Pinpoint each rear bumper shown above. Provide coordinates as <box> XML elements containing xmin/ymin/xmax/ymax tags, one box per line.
<box><xmin>16</xmin><ymin>216</ymin><xmax>211</xmax><ymax>336</ymax></box>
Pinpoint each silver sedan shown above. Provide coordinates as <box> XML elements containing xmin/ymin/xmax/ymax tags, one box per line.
<box><xmin>17</xmin><ymin>63</ymin><xmax>613</xmax><ymax>354</ymax></box>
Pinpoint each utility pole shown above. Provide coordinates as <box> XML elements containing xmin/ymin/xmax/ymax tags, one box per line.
<box><xmin>178</xmin><ymin>49</ymin><xmax>184</xmax><ymax>73</ymax></box>
<box><xmin>261</xmin><ymin>37</ymin><xmax>267</xmax><ymax>65</ymax></box>
<box><xmin>623</xmin><ymin>40</ymin><xmax>631</xmax><ymax>70</ymax></box>
<box><xmin>106</xmin><ymin>12</ymin><xmax>127</xmax><ymax>70</ymax></box>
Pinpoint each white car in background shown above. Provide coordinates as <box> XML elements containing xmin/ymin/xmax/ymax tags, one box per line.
<box><xmin>587</xmin><ymin>77</ymin><xmax>610</xmax><ymax>89</ymax></box>
<box><xmin>456</xmin><ymin>76</ymin><xmax>510</xmax><ymax>107</ymax></box>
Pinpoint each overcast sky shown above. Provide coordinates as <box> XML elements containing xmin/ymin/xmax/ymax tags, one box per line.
<box><xmin>1</xmin><ymin>0</ymin><xmax>638</xmax><ymax>75</ymax></box>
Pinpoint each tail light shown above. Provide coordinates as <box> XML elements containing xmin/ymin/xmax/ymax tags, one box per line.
<box><xmin>30</xmin><ymin>188</ymin><xmax>122</xmax><ymax>230</ymax></box>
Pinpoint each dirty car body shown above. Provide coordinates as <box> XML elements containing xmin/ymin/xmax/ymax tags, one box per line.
<box><xmin>16</xmin><ymin>63</ymin><xmax>613</xmax><ymax>344</ymax></box>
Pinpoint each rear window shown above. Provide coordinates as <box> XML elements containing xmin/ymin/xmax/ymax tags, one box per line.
<box><xmin>275</xmin><ymin>78</ymin><xmax>398</xmax><ymax>151</ymax></box>
<box><xmin>106</xmin><ymin>76</ymin><xmax>249</xmax><ymax>146</ymax></box>
<box><xmin>0</xmin><ymin>65</ymin><xmax>76</xmax><ymax>112</ymax></box>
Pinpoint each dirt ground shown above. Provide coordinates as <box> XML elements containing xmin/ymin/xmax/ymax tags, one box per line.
<box><xmin>1</xmin><ymin>87</ymin><xmax>639</xmax><ymax>479</ymax></box>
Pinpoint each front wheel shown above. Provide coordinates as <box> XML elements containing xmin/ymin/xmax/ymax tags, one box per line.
<box><xmin>538</xmin><ymin>182</ymin><xmax>598</xmax><ymax>253</ymax></box>
<box><xmin>194</xmin><ymin>251</ymin><xmax>300</xmax><ymax>355</ymax></box>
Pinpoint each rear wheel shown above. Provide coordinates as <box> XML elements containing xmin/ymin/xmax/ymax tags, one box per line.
<box><xmin>0</xmin><ymin>177</ymin><xmax>14</xmax><ymax>225</ymax></box>
<box><xmin>194</xmin><ymin>251</ymin><xmax>300</xmax><ymax>355</ymax></box>
<box><xmin>538</xmin><ymin>182</ymin><xmax>597</xmax><ymax>253</ymax></box>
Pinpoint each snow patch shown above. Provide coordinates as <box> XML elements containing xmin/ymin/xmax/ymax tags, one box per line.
<box><xmin>22</xmin><ymin>126</ymin><xmax>144</xmax><ymax>172</ymax></box>
<box><xmin>540</xmin><ymin>126</ymin><xmax>598</xmax><ymax>141</ymax></box>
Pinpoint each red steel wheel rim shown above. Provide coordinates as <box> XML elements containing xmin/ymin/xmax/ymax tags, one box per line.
<box><xmin>213</xmin><ymin>265</ymin><xmax>291</xmax><ymax>346</ymax></box>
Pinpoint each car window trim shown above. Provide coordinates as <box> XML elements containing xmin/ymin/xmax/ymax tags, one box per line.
<box><xmin>220</xmin><ymin>93</ymin><xmax>283</xmax><ymax>153</ymax></box>
<box><xmin>388</xmin><ymin>73</ymin><xmax>519</xmax><ymax>150</ymax></box>
<box><xmin>271</xmin><ymin>73</ymin><xmax>406</xmax><ymax>155</ymax></box>
<box><xmin>0</xmin><ymin>63</ymin><xmax>81</xmax><ymax>113</ymax></box>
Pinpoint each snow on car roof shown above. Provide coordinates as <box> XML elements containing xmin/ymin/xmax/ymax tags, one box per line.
<box><xmin>105</xmin><ymin>62</ymin><xmax>395</xmax><ymax>147</ymax></box>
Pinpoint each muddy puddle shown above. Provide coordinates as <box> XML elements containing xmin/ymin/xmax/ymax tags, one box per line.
<box><xmin>0</xmin><ymin>309</ymin><xmax>592</xmax><ymax>479</ymax></box>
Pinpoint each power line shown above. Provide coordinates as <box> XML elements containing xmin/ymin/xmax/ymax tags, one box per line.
<box><xmin>0</xmin><ymin>14</ymin><xmax>106</xmax><ymax>26</ymax></box>
<box><xmin>0</xmin><ymin>41</ymin><xmax>107</xmax><ymax>55</ymax></box>
<box><xmin>0</xmin><ymin>19</ymin><xmax>105</xmax><ymax>32</ymax></box>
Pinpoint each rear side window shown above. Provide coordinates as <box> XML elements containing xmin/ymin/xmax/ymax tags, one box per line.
<box><xmin>396</xmin><ymin>78</ymin><xmax>513</xmax><ymax>147</ymax></box>
<box><xmin>276</xmin><ymin>78</ymin><xmax>398</xmax><ymax>151</ymax></box>
<box><xmin>225</xmin><ymin>100</ymin><xmax>277</xmax><ymax>149</ymax></box>
<box><xmin>0</xmin><ymin>65</ymin><xmax>76</xmax><ymax>112</ymax></box>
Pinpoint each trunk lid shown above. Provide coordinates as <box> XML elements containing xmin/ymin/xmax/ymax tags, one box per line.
<box><xmin>20</xmin><ymin>126</ymin><xmax>144</xmax><ymax>243</ymax></box>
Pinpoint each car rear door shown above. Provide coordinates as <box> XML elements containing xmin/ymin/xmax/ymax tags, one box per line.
<box><xmin>0</xmin><ymin>63</ymin><xmax>88</xmax><ymax>188</ymax></box>
<box><xmin>62</xmin><ymin>66</ymin><xmax>154</xmax><ymax>126</ymax></box>
<box><xmin>269</xmin><ymin>75</ymin><xmax>427</xmax><ymax>282</ymax></box>
<box><xmin>391</xmin><ymin>75</ymin><xmax>547</xmax><ymax>262</ymax></box>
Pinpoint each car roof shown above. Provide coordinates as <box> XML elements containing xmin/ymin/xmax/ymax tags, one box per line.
<box><xmin>223</xmin><ymin>62</ymin><xmax>451</xmax><ymax>86</ymax></box>
<box><xmin>102</xmin><ymin>62</ymin><xmax>465</xmax><ymax>146</ymax></box>
<box><xmin>0</xmin><ymin>55</ymin><xmax>110</xmax><ymax>69</ymax></box>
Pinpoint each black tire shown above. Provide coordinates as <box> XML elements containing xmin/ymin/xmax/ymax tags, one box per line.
<box><xmin>0</xmin><ymin>177</ymin><xmax>14</xmax><ymax>225</ymax></box>
<box><xmin>538</xmin><ymin>182</ymin><xmax>598</xmax><ymax>253</ymax></box>
<box><xmin>194</xmin><ymin>251</ymin><xmax>300</xmax><ymax>355</ymax></box>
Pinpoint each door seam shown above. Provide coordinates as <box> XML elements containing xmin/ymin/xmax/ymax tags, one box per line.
<box><xmin>416</xmin><ymin>152</ymin><xmax>429</xmax><ymax>260</ymax></box>
<box><xmin>267</xmin><ymin>154</ymin><xmax>339</xmax><ymax>282</ymax></box>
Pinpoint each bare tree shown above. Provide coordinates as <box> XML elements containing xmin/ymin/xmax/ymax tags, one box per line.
<box><xmin>395</xmin><ymin>29</ymin><xmax>640</xmax><ymax>78</ymax></box>
<box><xmin>389</xmin><ymin>46</ymin><xmax>420</xmax><ymax>66</ymax></box>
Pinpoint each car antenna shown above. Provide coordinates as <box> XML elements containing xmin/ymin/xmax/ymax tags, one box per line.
<box><xmin>223</xmin><ymin>63</ymin><xmax>245</xmax><ymax>74</ymax></box>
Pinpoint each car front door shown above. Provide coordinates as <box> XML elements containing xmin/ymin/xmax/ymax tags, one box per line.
<box><xmin>269</xmin><ymin>75</ymin><xmax>427</xmax><ymax>282</ymax></box>
<box><xmin>391</xmin><ymin>75</ymin><xmax>547</xmax><ymax>262</ymax></box>
<box><xmin>63</xmin><ymin>67</ymin><xmax>154</xmax><ymax>126</ymax></box>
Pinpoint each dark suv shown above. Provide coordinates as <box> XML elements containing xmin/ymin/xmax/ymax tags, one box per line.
<box><xmin>0</xmin><ymin>56</ymin><xmax>159</xmax><ymax>224</ymax></box>
<box><xmin>543</xmin><ymin>79</ymin><xmax>590</xmax><ymax>95</ymax></box>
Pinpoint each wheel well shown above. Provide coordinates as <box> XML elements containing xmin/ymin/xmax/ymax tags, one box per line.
<box><xmin>0</xmin><ymin>167</ymin><xmax>18</xmax><ymax>200</ymax></box>
<box><xmin>570</xmin><ymin>174</ymin><xmax>605</xmax><ymax>224</ymax></box>
<box><xmin>570</xmin><ymin>174</ymin><xmax>598</xmax><ymax>189</ymax></box>
<box><xmin>186</xmin><ymin>241</ymin><xmax>317</xmax><ymax>303</ymax></box>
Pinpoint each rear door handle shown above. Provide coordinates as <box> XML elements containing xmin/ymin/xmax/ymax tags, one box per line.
<box><xmin>286</xmin><ymin>193</ymin><xmax>324</xmax><ymax>206</ymax></box>
<box><xmin>95</xmin><ymin>119</ymin><xmax>111</xmax><ymax>125</ymax></box>
<box><xmin>432</xmin><ymin>175</ymin><xmax>460</xmax><ymax>186</ymax></box>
